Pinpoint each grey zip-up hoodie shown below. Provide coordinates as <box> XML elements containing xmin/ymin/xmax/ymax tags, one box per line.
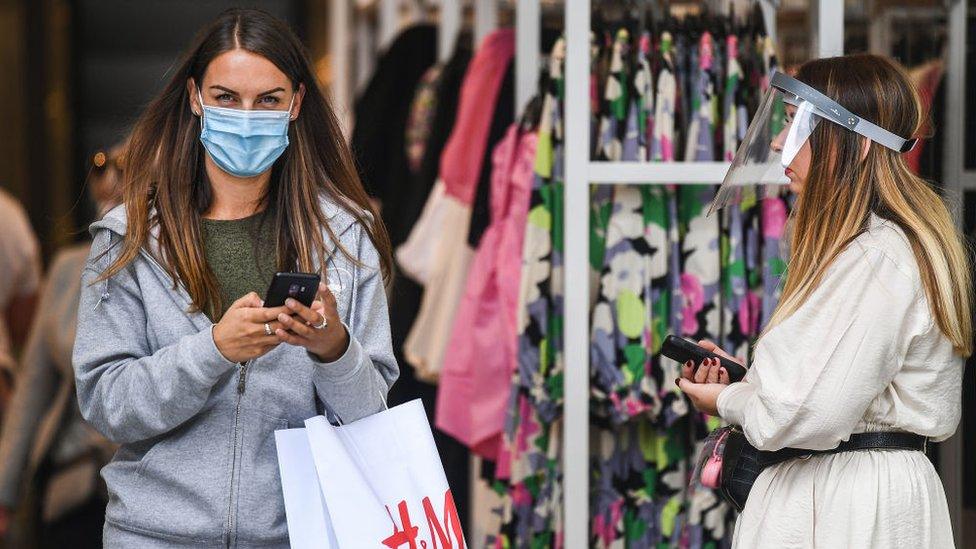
<box><xmin>72</xmin><ymin>196</ymin><xmax>398</xmax><ymax>547</ymax></box>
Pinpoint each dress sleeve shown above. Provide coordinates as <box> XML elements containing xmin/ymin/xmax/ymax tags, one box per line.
<box><xmin>717</xmin><ymin>242</ymin><xmax>929</xmax><ymax>451</ymax></box>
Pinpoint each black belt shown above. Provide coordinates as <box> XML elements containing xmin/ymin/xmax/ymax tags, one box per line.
<box><xmin>758</xmin><ymin>432</ymin><xmax>928</xmax><ymax>468</ymax></box>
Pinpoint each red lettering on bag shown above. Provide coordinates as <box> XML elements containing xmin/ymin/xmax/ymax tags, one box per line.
<box><xmin>382</xmin><ymin>501</ymin><xmax>420</xmax><ymax>549</ymax></box>
<box><xmin>422</xmin><ymin>490</ymin><xmax>465</xmax><ymax>549</ymax></box>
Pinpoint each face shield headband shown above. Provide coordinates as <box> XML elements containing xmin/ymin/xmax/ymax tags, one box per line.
<box><xmin>707</xmin><ymin>70</ymin><xmax>918</xmax><ymax>217</ymax></box>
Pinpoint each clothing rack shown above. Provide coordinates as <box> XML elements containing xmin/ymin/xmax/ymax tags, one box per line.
<box><xmin>331</xmin><ymin>1</ymin><xmax>967</xmax><ymax>546</ymax></box>
<box><xmin>559</xmin><ymin>1</ymin><xmax>843</xmax><ymax>547</ymax></box>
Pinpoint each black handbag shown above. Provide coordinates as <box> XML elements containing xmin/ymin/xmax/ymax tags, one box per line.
<box><xmin>717</xmin><ymin>426</ymin><xmax>762</xmax><ymax>512</ymax></box>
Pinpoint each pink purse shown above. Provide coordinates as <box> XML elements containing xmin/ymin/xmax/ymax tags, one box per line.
<box><xmin>699</xmin><ymin>429</ymin><xmax>729</xmax><ymax>488</ymax></box>
<box><xmin>690</xmin><ymin>425</ymin><xmax>763</xmax><ymax>511</ymax></box>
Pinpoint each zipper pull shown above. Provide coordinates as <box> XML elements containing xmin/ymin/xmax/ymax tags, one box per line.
<box><xmin>237</xmin><ymin>362</ymin><xmax>249</xmax><ymax>394</ymax></box>
<box><xmin>92</xmin><ymin>290</ymin><xmax>111</xmax><ymax>311</ymax></box>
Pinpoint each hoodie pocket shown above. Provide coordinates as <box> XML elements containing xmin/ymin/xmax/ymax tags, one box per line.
<box><xmin>102</xmin><ymin>408</ymin><xmax>233</xmax><ymax>544</ymax></box>
<box><xmin>235</xmin><ymin>408</ymin><xmax>289</xmax><ymax>544</ymax></box>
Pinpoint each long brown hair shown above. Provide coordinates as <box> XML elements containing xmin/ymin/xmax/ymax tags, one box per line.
<box><xmin>99</xmin><ymin>8</ymin><xmax>392</xmax><ymax>317</ymax></box>
<box><xmin>768</xmin><ymin>54</ymin><xmax>973</xmax><ymax>357</ymax></box>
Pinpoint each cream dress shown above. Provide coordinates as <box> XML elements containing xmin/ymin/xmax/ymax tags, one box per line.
<box><xmin>717</xmin><ymin>214</ymin><xmax>962</xmax><ymax>548</ymax></box>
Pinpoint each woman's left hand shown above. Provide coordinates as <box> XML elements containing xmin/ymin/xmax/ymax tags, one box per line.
<box><xmin>676</xmin><ymin>377</ymin><xmax>727</xmax><ymax>416</ymax></box>
<box><xmin>275</xmin><ymin>282</ymin><xmax>350</xmax><ymax>362</ymax></box>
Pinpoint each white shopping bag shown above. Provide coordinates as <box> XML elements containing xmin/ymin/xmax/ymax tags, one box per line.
<box><xmin>278</xmin><ymin>400</ymin><xmax>466</xmax><ymax>549</ymax></box>
<box><xmin>274</xmin><ymin>428</ymin><xmax>339</xmax><ymax>549</ymax></box>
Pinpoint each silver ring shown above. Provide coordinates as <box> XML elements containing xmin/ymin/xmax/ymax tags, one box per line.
<box><xmin>264</xmin><ymin>322</ymin><xmax>273</xmax><ymax>336</ymax></box>
<box><xmin>312</xmin><ymin>316</ymin><xmax>328</xmax><ymax>330</ymax></box>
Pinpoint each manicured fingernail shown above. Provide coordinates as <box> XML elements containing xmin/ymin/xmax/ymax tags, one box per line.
<box><xmin>278</xmin><ymin>313</ymin><xmax>288</xmax><ymax>322</ymax></box>
<box><xmin>285</xmin><ymin>298</ymin><xmax>296</xmax><ymax>308</ymax></box>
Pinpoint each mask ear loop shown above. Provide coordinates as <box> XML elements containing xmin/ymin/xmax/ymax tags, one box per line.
<box><xmin>286</xmin><ymin>92</ymin><xmax>297</xmax><ymax>123</ymax></box>
<box><xmin>196</xmin><ymin>88</ymin><xmax>208</xmax><ymax>131</ymax></box>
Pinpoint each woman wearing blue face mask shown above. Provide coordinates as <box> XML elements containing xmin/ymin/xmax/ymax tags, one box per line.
<box><xmin>71</xmin><ymin>8</ymin><xmax>397</xmax><ymax>547</ymax></box>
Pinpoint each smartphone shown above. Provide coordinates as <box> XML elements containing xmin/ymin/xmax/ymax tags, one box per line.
<box><xmin>661</xmin><ymin>335</ymin><xmax>747</xmax><ymax>383</ymax></box>
<box><xmin>264</xmin><ymin>272</ymin><xmax>321</xmax><ymax>308</ymax></box>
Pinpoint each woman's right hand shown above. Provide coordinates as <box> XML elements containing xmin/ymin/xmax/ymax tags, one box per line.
<box><xmin>679</xmin><ymin>339</ymin><xmax>744</xmax><ymax>386</ymax></box>
<box><xmin>212</xmin><ymin>292</ymin><xmax>292</xmax><ymax>363</ymax></box>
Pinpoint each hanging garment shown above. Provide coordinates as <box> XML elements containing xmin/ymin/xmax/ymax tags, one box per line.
<box><xmin>635</xmin><ymin>32</ymin><xmax>654</xmax><ymax>162</ymax></box>
<box><xmin>436</xmin><ymin>125</ymin><xmax>538</xmax><ymax>461</ymax></box>
<box><xmin>351</xmin><ymin>24</ymin><xmax>436</xmax><ymax>222</ymax></box>
<box><xmin>396</xmin><ymin>180</ymin><xmax>451</xmax><ymax>285</ymax></box>
<box><xmin>719</xmin><ymin>33</ymin><xmax>750</xmax><ymax>362</ymax></box>
<box><xmin>468</xmin><ymin>66</ymin><xmax>518</xmax><ymax>249</ymax></box>
<box><xmin>487</xmin><ymin>38</ymin><xmax>566</xmax><ymax>549</ymax></box>
<box><xmin>405</xmin><ymin>63</ymin><xmax>444</xmax><ymax>175</ymax></box>
<box><xmin>590</xmin><ymin>29</ymin><xmax>663</xmax><ymax>425</ymax></box>
<box><xmin>390</xmin><ymin>40</ymin><xmax>473</xmax><ymax>251</ymax></box>
<box><xmin>400</xmin><ymin>30</ymin><xmax>515</xmax><ymax>381</ymax></box>
<box><xmin>440</xmin><ymin>29</ymin><xmax>516</xmax><ymax>204</ymax></box>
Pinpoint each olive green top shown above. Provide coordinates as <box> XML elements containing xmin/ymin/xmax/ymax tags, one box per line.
<box><xmin>201</xmin><ymin>210</ymin><xmax>277</xmax><ymax>321</ymax></box>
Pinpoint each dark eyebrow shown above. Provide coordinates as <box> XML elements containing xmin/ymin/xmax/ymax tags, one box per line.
<box><xmin>208</xmin><ymin>85</ymin><xmax>285</xmax><ymax>96</ymax></box>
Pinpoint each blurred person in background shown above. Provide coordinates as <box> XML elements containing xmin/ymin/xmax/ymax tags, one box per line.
<box><xmin>72</xmin><ymin>8</ymin><xmax>396</xmax><ymax>547</ymax></box>
<box><xmin>0</xmin><ymin>146</ymin><xmax>124</xmax><ymax>548</ymax></box>
<box><xmin>0</xmin><ymin>188</ymin><xmax>41</xmax><ymax>417</ymax></box>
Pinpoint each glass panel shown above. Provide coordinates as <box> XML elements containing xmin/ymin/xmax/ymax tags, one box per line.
<box><xmin>845</xmin><ymin>0</ymin><xmax>947</xmax><ymax>66</ymax></box>
<box><xmin>777</xmin><ymin>0</ymin><xmax>816</xmax><ymax>67</ymax></box>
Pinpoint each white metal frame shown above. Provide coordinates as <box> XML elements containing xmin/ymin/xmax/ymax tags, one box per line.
<box><xmin>562</xmin><ymin>1</ymin><xmax>843</xmax><ymax>547</ymax></box>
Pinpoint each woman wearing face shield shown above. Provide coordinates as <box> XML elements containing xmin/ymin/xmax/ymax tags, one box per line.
<box><xmin>678</xmin><ymin>54</ymin><xmax>972</xmax><ymax>548</ymax></box>
<box><xmin>71</xmin><ymin>9</ymin><xmax>397</xmax><ymax>547</ymax></box>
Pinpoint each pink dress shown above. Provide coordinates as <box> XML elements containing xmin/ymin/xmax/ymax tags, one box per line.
<box><xmin>435</xmin><ymin>125</ymin><xmax>538</xmax><ymax>460</ymax></box>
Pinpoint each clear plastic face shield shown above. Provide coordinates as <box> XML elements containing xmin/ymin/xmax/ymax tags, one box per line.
<box><xmin>708</xmin><ymin>71</ymin><xmax>917</xmax><ymax>216</ymax></box>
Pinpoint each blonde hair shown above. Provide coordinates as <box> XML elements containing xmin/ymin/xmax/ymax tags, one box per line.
<box><xmin>766</xmin><ymin>54</ymin><xmax>973</xmax><ymax>357</ymax></box>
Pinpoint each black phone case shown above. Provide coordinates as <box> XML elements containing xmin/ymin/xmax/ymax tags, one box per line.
<box><xmin>661</xmin><ymin>335</ymin><xmax>747</xmax><ymax>382</ymax></box>
<box><xmin>264</xmin><ymin>272</ymin><xmax>320</xmax><ymax>308</ymax></box>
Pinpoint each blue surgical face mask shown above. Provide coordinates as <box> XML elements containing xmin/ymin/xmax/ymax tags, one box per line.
<box><xmin>198</xmin><ymin>89</ymin><xmax>294</xmax><ymax>178</ymax></box>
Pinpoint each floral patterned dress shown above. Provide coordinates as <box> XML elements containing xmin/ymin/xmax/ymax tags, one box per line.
<box><xmin>487</xmin><ymin>38</ymin><xmax>567</xmax><ymax>549</ymax></box>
